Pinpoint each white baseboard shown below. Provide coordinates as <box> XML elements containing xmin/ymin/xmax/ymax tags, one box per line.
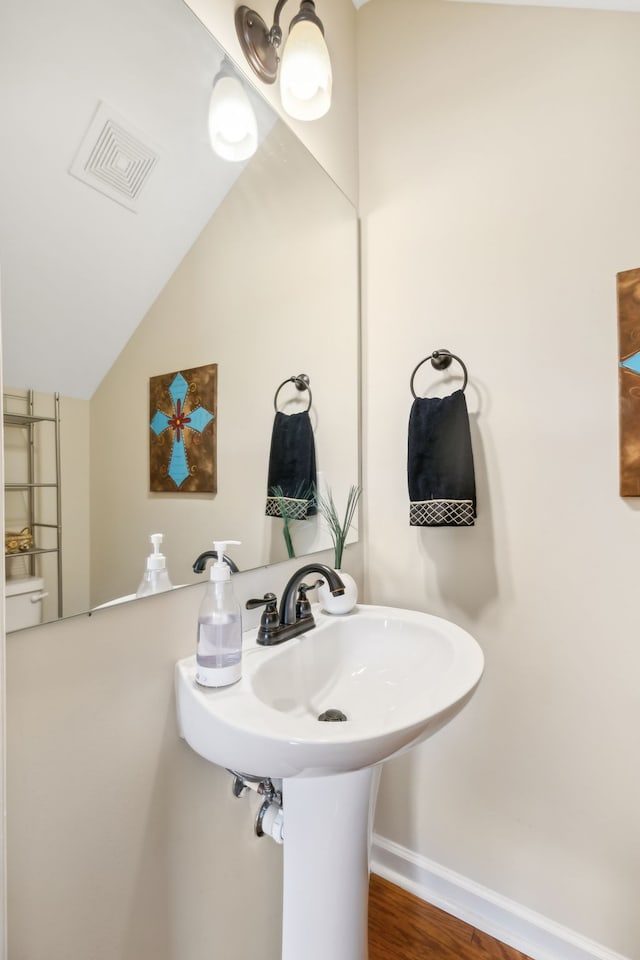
<box><xmin>370</xmin><ymin>834</ymin><xmax>630</xmax><ymax>960</ymax></box>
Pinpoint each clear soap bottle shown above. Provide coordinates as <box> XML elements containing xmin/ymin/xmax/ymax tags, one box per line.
<box><xmin>136</xmin><ymin>533</ymin><xmax>173</xmax><ymax>597</ymax></box>
<box><xmin>195</xmin><ymin>539</ymin><xmax>242</xmax><ymax>688</ymax></box>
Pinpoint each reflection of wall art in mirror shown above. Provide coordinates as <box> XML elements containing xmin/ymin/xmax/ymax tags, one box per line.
<box><xmin>149</xmin><ymin>363</ymin><xmax>217</xmax><ymax>493</ymax></box>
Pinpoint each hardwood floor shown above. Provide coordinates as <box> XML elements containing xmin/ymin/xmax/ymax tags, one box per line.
<box><xmin>368</xmin><ymin>875</ymin><xmax>533</xmax><ymax>960</ymax></box>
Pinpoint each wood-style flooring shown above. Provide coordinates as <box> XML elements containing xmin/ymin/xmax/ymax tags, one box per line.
<box><xmin>368</xmin><ymin>875</ymin><xmax>533</xmax><ymax>960</ymax></box>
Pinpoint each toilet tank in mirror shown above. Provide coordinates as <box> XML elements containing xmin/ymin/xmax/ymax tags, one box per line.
<box><xmin>0</xmin><ymin>0</ymin><xmax>359</xmax><ymax>630</ymax></box>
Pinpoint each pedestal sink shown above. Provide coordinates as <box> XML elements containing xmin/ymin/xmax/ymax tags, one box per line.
<box><xmin>175</xmin><ymin>604</ymin><xmax>484</xmax><ymax>960</ymax></box>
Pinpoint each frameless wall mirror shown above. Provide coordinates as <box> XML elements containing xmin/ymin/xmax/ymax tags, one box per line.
<box><xmin>0</xmin><ymin>0</ymin><xmax>359</xmax><ymax>631</ymax></box>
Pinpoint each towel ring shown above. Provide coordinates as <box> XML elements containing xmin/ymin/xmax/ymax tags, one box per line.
<box><xmin>410</xmin><ymin>350</ymin><xmax>468</xmax><ymax>399</ymax></box>
<box><xmin>273</xmin><ymin>374</ymin><xmax>312</xmax><ymax>412</ymax></box>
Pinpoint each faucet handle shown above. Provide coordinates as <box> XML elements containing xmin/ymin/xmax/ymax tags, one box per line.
<box><xmin>246</xmin><ymin>593</ymin><xmax>280</xmax><ymax>643</ymax></box>
<box><xmin>296</xmin><ymin>580</ymin><xmax>323</xmax><ymax>620</ymax></box>
<box><xmin>246</xmin><ymin>592</ymin><xmax>278</xmax><ymax>611</ymax></box>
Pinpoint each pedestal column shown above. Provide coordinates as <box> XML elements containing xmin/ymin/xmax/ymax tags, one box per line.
<box><xmin>281</xmin><ymin>767</ymin><xmax>376</xmax><ymax>960</ymax></box>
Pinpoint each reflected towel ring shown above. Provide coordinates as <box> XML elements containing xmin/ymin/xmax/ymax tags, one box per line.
<box><xmin>273</xmin><ymin>374</ymin><xmax>312</xmax><ymax>412</ymax></box>
<box><xmin>410</xmin><ymin>350</ymin><xmax>468</xmax><ymax>399</ymax></box>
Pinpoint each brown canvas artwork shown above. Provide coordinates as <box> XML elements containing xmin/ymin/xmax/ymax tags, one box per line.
<box><xmin>149</xmin><ymin>363</ymin><xmax>217</xmax><ymax>493</ymax></box>
<box><xmin>617</xmin><ymin>268</ymin><xmax>640</xmax><ymax>496</ymax></box>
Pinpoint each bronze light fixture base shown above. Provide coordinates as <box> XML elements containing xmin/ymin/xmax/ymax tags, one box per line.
<box><xmin>235</xmin><ymin>2</ymin><xmax>325</xmax><ymax>86</ymax></box>
<box><xmin>235</xmin><ymin>5</ymin><xmax>279</xmax><ymax>84</ymax></box>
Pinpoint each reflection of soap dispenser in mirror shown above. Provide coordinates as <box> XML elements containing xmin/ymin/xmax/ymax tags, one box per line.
<box><xmin>136</xmin><ymin>533</ymin><xmax>173</xmax><ymax>597</ymax></box>
<box><xmin>196</xmin><ymin>539</ymin><xmax>242</xmax><ymax>688</ymax></box>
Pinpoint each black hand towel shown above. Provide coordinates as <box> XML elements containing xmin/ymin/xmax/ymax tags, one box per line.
<box><xmin>265</xmin><ymin>410</ymin><xmax>317</xmax><ymax>519</ymax></box>
<box><xmin>408</xmin><ymin>389</ymin><xmax>476</xmax><ymax>526</ymax></box>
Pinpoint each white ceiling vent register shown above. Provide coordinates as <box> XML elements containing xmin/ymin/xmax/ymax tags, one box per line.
<box><xmin>69</xmin><ymin>101</ymin><xmax>159</xmax><ymax>212</ymax></box>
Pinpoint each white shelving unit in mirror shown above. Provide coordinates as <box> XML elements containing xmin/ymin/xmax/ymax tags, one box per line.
<box><xmin>3</xmin><ymin>390</ymin><xmax>62</xmax><ymax>629</ymax></box>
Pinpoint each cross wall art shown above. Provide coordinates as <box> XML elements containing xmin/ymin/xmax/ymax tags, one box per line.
<box><xmin>149</xmin><ymin>363</ymin><xmax>217</xmax><ymax>493</ymax></box>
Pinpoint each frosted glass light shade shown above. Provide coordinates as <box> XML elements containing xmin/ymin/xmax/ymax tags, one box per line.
<box><xmin>208</xmin><ymin>75</ymin><xmax>258</xmax><ymax>162</ymax></box>
<box><xmin>279</xmin><ymin>19</ymin><xmax>332</xmax><ymax>121</ymax></box>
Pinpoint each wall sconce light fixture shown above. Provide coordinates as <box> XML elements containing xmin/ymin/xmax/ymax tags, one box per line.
<box><xmin>235</xmin><ymin>1</ymin><xmax>332</xmax><ymax>122</ymax></box>
<box><xmin>208</xmin><ymin>64</ymin><xmax>258</xmax><ymax>162</ymax></box>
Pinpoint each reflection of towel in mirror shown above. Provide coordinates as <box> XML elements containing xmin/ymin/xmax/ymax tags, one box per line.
<box><xmin>265</xmin><ymin>411</ymin><xmax>317</xmax><ymax>519</ymax></box>
<box><xmin>407</xmin><ymin>389</ymin><xmax>476</xmax><ymax>526</ymax></box>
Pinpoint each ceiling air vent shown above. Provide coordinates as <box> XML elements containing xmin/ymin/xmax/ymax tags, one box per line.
<box><xmin>69</xmin><ymin>101</ymin><xmax>159</xmax><ymax>212</ymax></box>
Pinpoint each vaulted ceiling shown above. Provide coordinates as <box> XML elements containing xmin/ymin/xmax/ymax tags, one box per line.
<box><xmin>0</xmin><ymin>0</ymin><xmax>274</xmax><ymax>399</ymax></box>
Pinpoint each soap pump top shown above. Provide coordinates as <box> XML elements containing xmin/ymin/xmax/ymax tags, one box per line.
<box><xmin>136</xmin><ymin>533</ymin><xmax>173</xmax><ymax>597</ymax></box>
<box><xmin>210</xmin><ymin>539</ymin><xmax>241</xmax><ymax>582</ymax></box>
<box><xmin>148</xmin><ymin>533</ymin><xmax>166</xmax><ymax>570</ymax></box>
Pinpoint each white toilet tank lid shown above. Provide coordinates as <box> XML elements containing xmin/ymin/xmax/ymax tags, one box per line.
<box><xmin>5</xmin><ymin>576</ymin><xmax>44</xmax><ymax>598</ymax></box>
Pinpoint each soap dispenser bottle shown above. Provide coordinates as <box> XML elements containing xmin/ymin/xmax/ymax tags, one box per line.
<box><xmin>196</xmin><ymin>539</ymin><xmax>242</xmax><ymax>688</ymax></box>
<box><xmin>136</xmin><ymin>533</ymin><xmax>173</xmax><ymax>597</ymax></box>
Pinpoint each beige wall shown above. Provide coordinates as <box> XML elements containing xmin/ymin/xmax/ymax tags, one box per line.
<box><xmin>359</xmin><ymin>1</ymin><xmax>640</xmax><ymax>955</ymax></box>
<box><xmin>7</xmin><ymin>552</ymin><xmax>356</xmax><ymax>960</ymax></box>
<box><xmin>6</xmin><ymin>548</ymin><xmax>363</xmax><ymax>960</ymax></box>
<box><xmin>90</xmin><ymin>121</ymin><xmax>358</xmax><ymax>606</ymax></box>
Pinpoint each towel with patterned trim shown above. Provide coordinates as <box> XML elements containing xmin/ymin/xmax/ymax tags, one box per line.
<box><xmin>265</xmin><ymin>410</ymin><xmax>317</xmax><ymax>519</ymax></box>
<box><xmin>407</xmin><ymin>389</ymin><xmax>476</xmax><ymax>527</ymax></box>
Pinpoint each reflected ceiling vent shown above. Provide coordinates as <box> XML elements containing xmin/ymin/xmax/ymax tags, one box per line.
<box><xmin>69</xmin><ymin>101</ymin><xmax>159</xmax><ymax>213</ymax></box>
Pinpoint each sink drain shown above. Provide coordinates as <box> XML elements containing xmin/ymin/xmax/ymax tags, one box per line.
<box><xmin>318</xmin><ymin>708</ymin><xmax>348</xmax><ymax>722</ymax></box>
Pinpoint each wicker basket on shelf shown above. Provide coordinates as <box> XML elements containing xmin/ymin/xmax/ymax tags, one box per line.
<box><xmin>5</xmin><ymin>527</ymin><xmax>33</xmax><ymax>555</ymax></box>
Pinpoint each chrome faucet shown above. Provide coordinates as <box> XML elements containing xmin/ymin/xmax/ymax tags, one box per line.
<box><xmin>246</xmin><ymin>563</ymin><xmax>345</xmax><ymax>645</ymax></box>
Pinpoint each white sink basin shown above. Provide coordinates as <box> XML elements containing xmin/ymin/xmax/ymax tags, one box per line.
<box><xmin>175</xmin><ymin>604</ymin><xmax>484</xmax><ymax>779</ymax></box>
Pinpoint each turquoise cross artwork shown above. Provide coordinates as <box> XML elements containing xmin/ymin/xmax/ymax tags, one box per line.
<box><xmin>150</xmin><ymin>372</ymin><xmax>214</xmax><ymax>488</ymax></box>
<box><xmin>620</xmin><ymin>352</ymin><xmax>640</xmax><ymax>376</ymax></box>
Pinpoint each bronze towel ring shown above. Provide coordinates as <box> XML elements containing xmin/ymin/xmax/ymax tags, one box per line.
<box><xmin>410</xmin><ymin>350</ymin><xmax>468</xmax><ymax>399</ymax></box>
<box><xmin>273</xmin><ymin>374</ymin><xmax>312</xmax><ymax>412</ymax></box>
